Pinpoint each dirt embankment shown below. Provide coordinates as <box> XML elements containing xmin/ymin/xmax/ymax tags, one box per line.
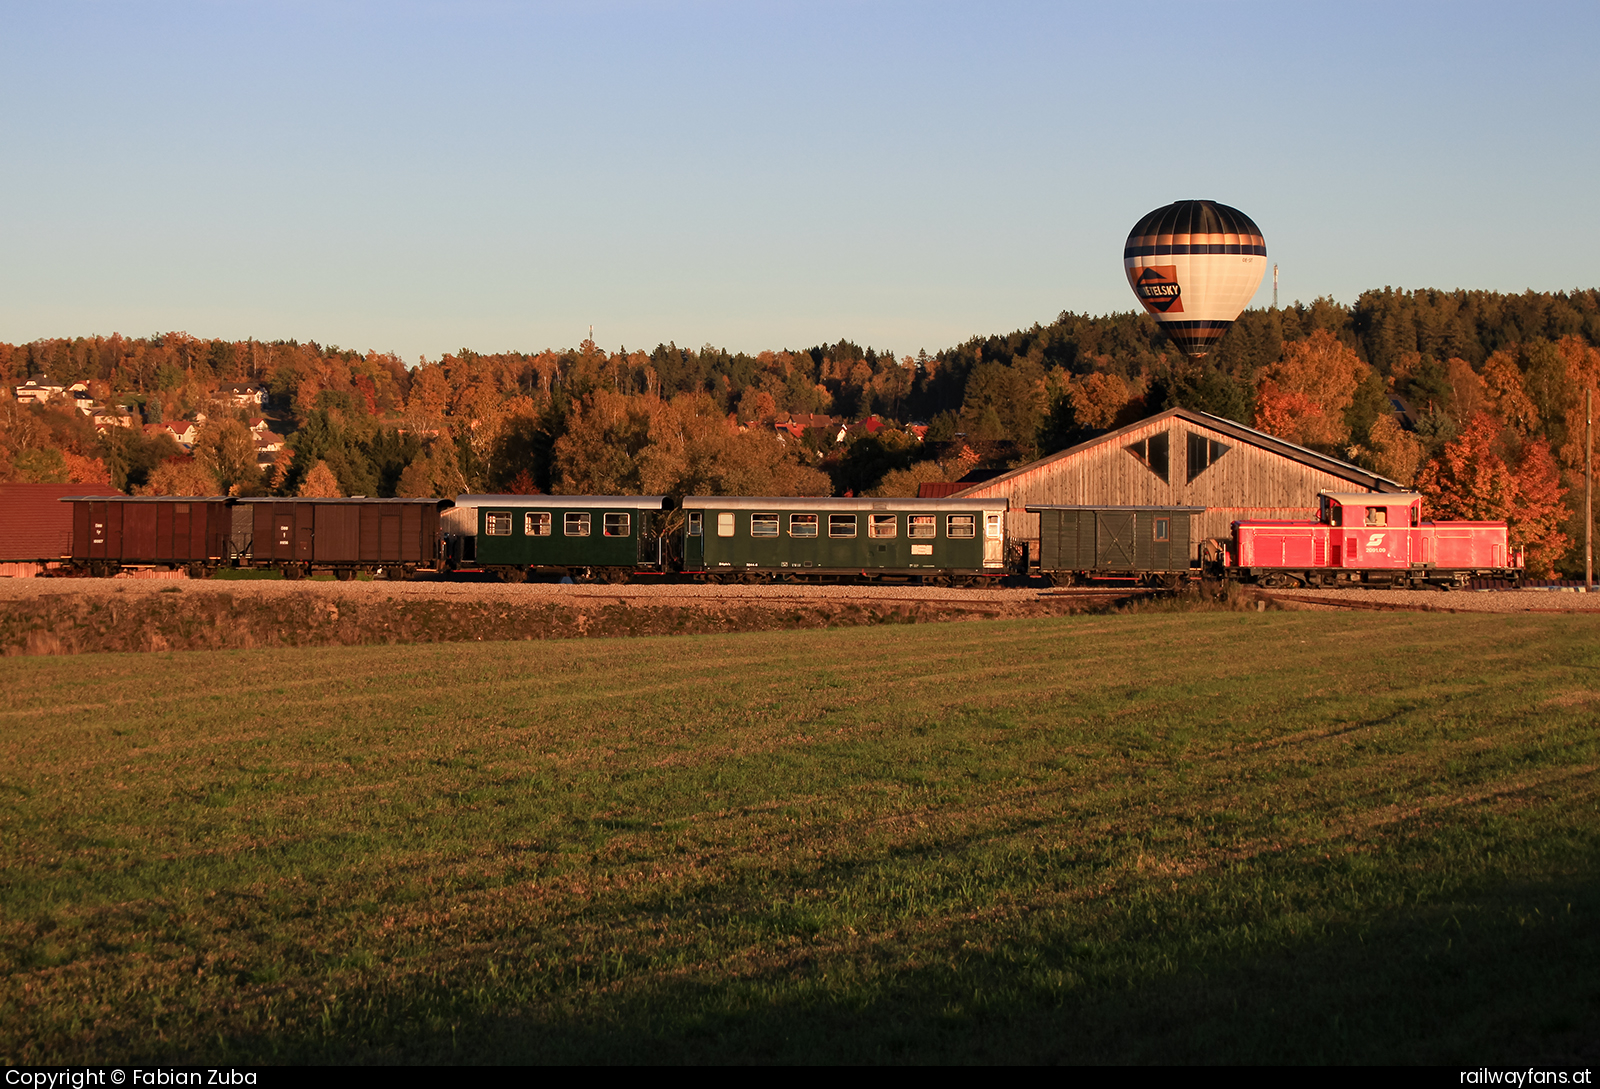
<box><xmin>0</xmin><ymin>585</ymin><xmax>1102</xmax><ymax>656</ymax></box>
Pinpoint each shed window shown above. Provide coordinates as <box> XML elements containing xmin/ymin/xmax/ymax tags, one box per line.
<box><xmin>486</xmin><ymin>511</ymin><xmax>512</xmax><ymax>536</ymax></box>
<box><xmin>1126</xmin><ymin>431</ymin><xmax>1170</xmax><ymax>483</ymax></box>
<box><xmin>717</xmin><ymin>513</ymin><xmax>735</xmax><ymax>537</ymax></box>
<box><xmin>603</xmin><ymin>513</ymin><xmax>631</xmax><ymax>537</ymax></box>
<box><xmin>525</xmin><ymin>512</ymin><xmax>551</xmax><ymax>537</ymax></box>
<box><xmin>687</xmin><ymin>512</ymin><xmax>703</xmax><ymax>536</ymax></box>
<box><xmin>789</xmin><ymin>514</ymin><xmax>818</xmax><ymax>537</ymax></box>
<box><xmin>1153</xmin><ymin>517</ymin><xmax>1171</xmax><ymax>543</ymax></box>
<box><xmin>751</xmin><ymin>513</ymin><xmax>780</xmax><ymax>537</ymax></box>
<box><xmin>828</xmin><ymin>514</ymin><xmax>857</xmax><ymax>538</ymax></box>
<box><xmin>1186</xmin><ymin>433</ymin><xmax>1230</xmax><ymax>484</ymax></box>
<box><xmin>947</xmin><ymin>515</ymin><xmax>976</xmax><ymax>538</ymax></box>
<box><xmin>908</xmin><ymin>515</ymin><xmax>936</xmax><ymax>538</ymax></box>
<box><xmin>869</xmin><ymin>514</ymin><xmax>897</xmax><ymax>538</ymax></box>
<box><xmin>564</xmin><ymin>512</ymin><xmax>591</xmax><ymax>537</ymax></box>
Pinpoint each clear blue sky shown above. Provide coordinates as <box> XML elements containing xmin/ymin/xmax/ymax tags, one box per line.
<box><xmin>2</xmin><ymin>1</ymin><xmax>1595</xmax><ymax>362</ymax></box>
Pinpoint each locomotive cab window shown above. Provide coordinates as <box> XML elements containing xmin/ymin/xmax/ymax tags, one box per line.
<box><xmin>524</xmin><ymin>512</ymin><xmax>551</xmax><ymax>537</ymax></box>
<box><xmin>789</xmin><ymin>514</ymin><xmax>818</xmax><ymax>537</ymax></box>
<box><xmin>751</xmin><ymin>513</ymin><xmax>779</xmax><ymax>537</ymax></box>
<box><xmin>564</xmin><ymin>512</ymin><xmax>591</xmax><ymax>537</ymax></box>
<box><xmin>828</xmin><ymin>514</ymin><xmax>857</xmax><ymax>538</ymax></box>
<box><xmin>946</xmin><ymin>515</ymin><xmax>975</xmax><ymax>538</ymax></box>
<box><xmin>869</xmin><ymin>514</ymin><xmax>897</xmax><ymax>538</ymax></box>
<box><xmin>717</xmin><ymin>513</ymin><xmax>735</xmax><ymax>537</ymax></box>
<box><xmin>908</xmin><ymin>515</ymin><xmax>936</xmax><ymax>538</ymax></box>
<box><xmin>687</xmin><ymin>512</ymin><xmax>703</xmax><ymax>536</ymax></box>
<box><xmin>486</xmin><ymin>512</ymin><xmax>512</xmax><ymax>536</ymax></box>
<box><xmin>1365</xmin><ymin>507</ymin><xmax>1387</xmax><ymax>527</ymax></box>
<box><xmin>603</xmin><ymin>513</ymin><xmax>631</xmax><ymax>537</ymax></box>
<box><xmin>1410</xmin><ymin>505</ymin><xmax>1420</xmax><ymax>527</ymax></box>
<box><xmin>1153</xmin><ymin>517</ymin><xmax>1170</xmax><ymax>543</ymax></box>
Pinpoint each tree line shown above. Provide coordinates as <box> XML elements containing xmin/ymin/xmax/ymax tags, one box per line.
<box><xmin>2</xmin><ymin>287</ymin><xmax>1598</xmax><ymax>574</ymax></box>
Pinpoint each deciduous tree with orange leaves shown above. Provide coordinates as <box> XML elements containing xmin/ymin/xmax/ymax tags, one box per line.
<box><xmin>1415</xmin><ymin>412</ymin><xmax>1569</xmax><ymax>576</ymax></box>
<box><xmin>1253</xmin><ymin>330</ymin><xmax>1371</xmax><ymax>449</ymax></box>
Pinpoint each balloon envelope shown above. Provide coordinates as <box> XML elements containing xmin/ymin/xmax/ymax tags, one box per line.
<box><xmin>1124</xmin><ymin>200</ymin><xmax>1266</xmax><ymax>360</ymax></box>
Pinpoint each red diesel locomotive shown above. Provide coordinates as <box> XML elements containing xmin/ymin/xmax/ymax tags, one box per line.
<box><xmin>1212</xmin><ymin>491</ymin><xmax>1523</xmax><ymax>589</ymax></box>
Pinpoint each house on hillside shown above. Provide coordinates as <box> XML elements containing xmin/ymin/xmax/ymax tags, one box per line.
<box><xmin>771</xmin><ymin>413</ymin><xmax>840</xmax><ymax>443</ymax></box>
<box><xmin>952</xmin><ymin>407</ymin><xmax>1403</xmax><ymax>565</ymax></box>
<box><xmin>13</xmin><ymin>376</ymin><xmax>63</xmax><ymax>404</ymax></box>
<box><xmin>219</xmin><ymin>382</ymin><xmax>267</xmax><ymax>407</ymax></box>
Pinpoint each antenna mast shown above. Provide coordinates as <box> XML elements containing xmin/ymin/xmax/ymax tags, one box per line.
<box><xmin>1273</xmin><ymin>264</ymin><xmax>1279</xmax><ymax>310</ymax></box>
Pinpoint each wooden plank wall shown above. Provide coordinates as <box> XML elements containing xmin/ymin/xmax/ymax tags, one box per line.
<box><xmin>963</xmin><ymin>418</ymin><xmax>1372</xmax><ymax>560</ymax></box>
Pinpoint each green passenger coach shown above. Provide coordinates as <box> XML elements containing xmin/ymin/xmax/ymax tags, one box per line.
<box><xmin>681</xmin><ymin>496</ymin><xmax>1011</xmax><ymax>583</ymax></box>
<box><xmin>450</xmin><ymin>495</ymin><xmax>669</xmax><ymax>582</ymax></box>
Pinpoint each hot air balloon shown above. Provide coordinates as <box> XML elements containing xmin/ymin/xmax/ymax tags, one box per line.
<box><xmin>1124</xmin><ymin>200</ymin><xmax>1266</xmax><ymax>360</ymax></box>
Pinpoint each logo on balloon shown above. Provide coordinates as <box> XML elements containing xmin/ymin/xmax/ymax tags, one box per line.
<box><xmin>1132</xmin><ymin>266</ymin><xmax>1183</xmax><ymax>314</ymax></box>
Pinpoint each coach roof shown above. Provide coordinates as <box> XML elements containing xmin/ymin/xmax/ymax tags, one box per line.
<box><xmin>682</xmin><ymin>496</ymin><xmax>1009</xmax><ymax>512</ymax></box>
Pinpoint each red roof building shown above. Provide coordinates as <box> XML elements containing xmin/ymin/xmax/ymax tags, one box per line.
<box><xmin>0</xmin><ymin>483</ymin><xmax>97</xmax><ymax>562</ymax></box>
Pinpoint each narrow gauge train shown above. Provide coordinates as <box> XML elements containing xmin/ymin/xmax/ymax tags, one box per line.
<box><xmin>1028</xmin><ymin>492</ymin><xmax>1522</xmax><ymax>589</ymax></box>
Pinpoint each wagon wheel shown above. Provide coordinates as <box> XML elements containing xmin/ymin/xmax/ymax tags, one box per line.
<box><xmin>601</xmin><ymin>567</ymin><xmax>630</xmax><ymax>585</ymax></box>
<box><xmin>500</xmin><ymin>567</ymin><xmax>527</xmax><ymax>584</ymax></box>
<box><xmin>924</xmin><ymin>575</ymin><xmax>952</xmax><ymax>588</ymax></box>
<box><xmin>335</xmin><ymin>568</ymin><xmax>357</xmax><ymax>582</ymax></box>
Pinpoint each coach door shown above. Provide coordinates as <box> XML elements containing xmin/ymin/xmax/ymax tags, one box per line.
<box><xmin>983</xmin><ymin>512</ymin><xmax>1004</xmax><ymax>568</ymax></box>
<box><xmin>684</xmin><ymin>511</ymin><xmax>705</xmax><ymax>570</ymax></box>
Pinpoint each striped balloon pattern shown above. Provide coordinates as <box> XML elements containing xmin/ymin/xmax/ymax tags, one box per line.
<box><xmin>1124</xmin><ymin>200</ymin><xmax>1266</xmax><ymax>360</ymax></box>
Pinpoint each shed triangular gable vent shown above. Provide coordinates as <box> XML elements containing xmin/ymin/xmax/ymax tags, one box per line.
<box><xmin>1186</xmin><ymin>432</ymin><xmax>1231</xmax><ymax>483</ymax></box>
<box><xmin>1125</xmin><ymin>431</ymin><xmax>1169</xmax><ymax>483</ymax></box>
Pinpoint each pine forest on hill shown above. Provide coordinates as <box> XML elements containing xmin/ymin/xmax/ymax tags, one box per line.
<box><xmin>3</xmin><ymin>287</ymin><xmax>1599</xmax><ymax>575</ymax></box>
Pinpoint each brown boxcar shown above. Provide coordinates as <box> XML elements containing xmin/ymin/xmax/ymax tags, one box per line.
<box><xmin>65</xmin><ymin>495</ymin><xmax>231</xmax><ymax>575</ymax></box>
<box><xmin>233</xmin><ymin>498</ymin><xmax>449</xmax><ymax>578</ymax></box>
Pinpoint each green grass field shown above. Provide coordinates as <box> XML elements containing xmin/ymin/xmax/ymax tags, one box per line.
<box><xmin>3</xmin><ymin>613</ymin><xmax>1597</xmax><ymax>1064</ymax></box>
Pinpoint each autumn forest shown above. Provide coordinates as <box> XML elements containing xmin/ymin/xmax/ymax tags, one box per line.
<box><xmin>3</xmin><ymin>286</ymin><xmax>1598</xmax><ymax>575</ymax></box>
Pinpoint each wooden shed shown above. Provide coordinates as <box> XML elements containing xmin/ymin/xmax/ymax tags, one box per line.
<box><xmin>954</xmin><ymin>408</ymin><xmax>1404</xmax><ymax>565</ymax></box>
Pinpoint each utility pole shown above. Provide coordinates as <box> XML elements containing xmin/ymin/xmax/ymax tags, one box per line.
<box><xmin>1587</xmin><ymin>386</ymin><xmax>1593</xmax><ymax>591</ymax></box>
<box><xmin>1273</xmin><ymin>264</ymin><xmax>1279</xmax><ymax>310</ymax></box>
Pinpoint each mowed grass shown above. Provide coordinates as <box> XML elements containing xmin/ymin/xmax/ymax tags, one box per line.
<box><xmin>2</xmin><ymin>613</ymin><xmax>1597</xmax><ymax>1064</ymax></box>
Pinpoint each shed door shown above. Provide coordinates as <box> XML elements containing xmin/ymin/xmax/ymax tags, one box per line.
<box><xmin>1096</xmin><ymin>511</ymin><xmax>1136</xmax><ymax>569</ymax></box>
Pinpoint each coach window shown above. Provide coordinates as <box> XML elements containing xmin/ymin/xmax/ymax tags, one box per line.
<box><xmin>790</xmin><ymin>514</ymin><xmax>818</xmax><ymax>537</ymax></box>
<box><xmin>1153</xmin><ymin>517</ymin><xmax>1170</xmax><ymax>543</ymax></box>
<box><xmin>688</xmin><ymin>512</ymin><xmax>703</xmax><ymax>536</ymax></box>
<box><xmin>603</xmin><ymin>513</ymin><xmax>631</xmax><ymax>537</ymax></box>
<box><xmin>564</xmin><ymin>512</ymin><xmax>591</xmax><ymax>537</ymax></box>
<box><xmin>1365</xmin><ymin>507</ymin><xmax>1387</xmax><ymax>527</ymax></box>
<box><xmin>828</xmin><ymin>514</ymin><xmax>857</xmax><ymax>538</ymax></box>
<box><xmin>717</xmin><ymin>513</ymin><xmax>735</xmax><ymax>537</ymax></box>
<box><xmin>525</xmin><ymin>512</ymin><xmax>552</xmax><ymax>537</ymax></box>
<box><xmin>946</xmin><ymin>515</ymin><xmax>975</xmax><ymax>538</ymax></box>
<box><xmin>869</xmin><ymin>514</ymin><xmax>897</xmax><ymax>539</ymax></box>
<box><xmin>908</xmin><ymin>515</ymin><xmax>936</xmax><ymax>538</ymax></box>
<box><xmin>486</xmin><ymin>511</ymin><xmax>512</xmax><ymax>536</ymax></box>
<box><xmin>751</xmin><ymin>513</ymin><xmax>780</xmax><ymax>537</ymax></box>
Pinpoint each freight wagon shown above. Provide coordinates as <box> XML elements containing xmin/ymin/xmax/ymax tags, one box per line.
<box><xmin>66</xmin><ymin>495</ymin><xmax>232</xmax><ymax>577</ymax></box>
<box><xmin>232</xmin><ymin>497</ymin><xmax>452</xmax><ymax>579</ymax></box>
<box><xmin>1028</xmin><ymin>505</ymin><xmax>1204</xmax><ymax>586</ymax></box>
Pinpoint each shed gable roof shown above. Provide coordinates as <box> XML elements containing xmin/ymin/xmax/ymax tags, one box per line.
<box><xmin>952</xmin><ymin>408</ymin><xmax>1403</xmax><ymax>497</ymax></box>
